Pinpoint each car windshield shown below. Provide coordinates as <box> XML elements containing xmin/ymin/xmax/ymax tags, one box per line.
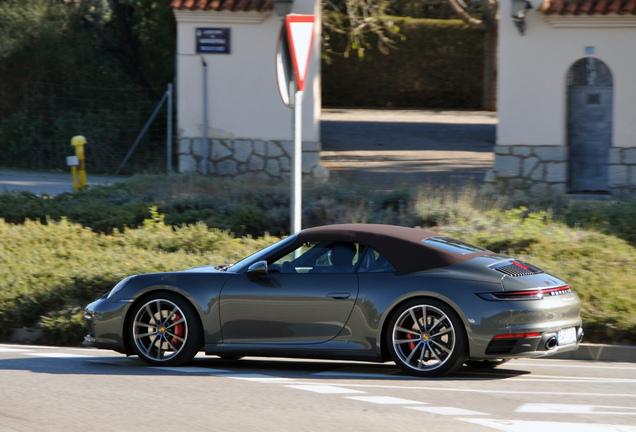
<box><xmin>227</xmin><ymin>235</ymin><xmax>296</xmax><ymax>273</ymax></box>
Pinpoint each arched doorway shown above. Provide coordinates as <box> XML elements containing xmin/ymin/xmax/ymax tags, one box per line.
<box><xmin>567</xmin><ymin>58</ymin><xmax>613</xmax><ymax>193</ymax></box>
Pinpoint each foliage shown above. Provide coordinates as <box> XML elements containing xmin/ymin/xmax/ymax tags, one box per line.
<box><xmin>0</xmin><ymin>175</ymin><xmax>635</xmax><ymax>346</ymax></box>
<box><xmin>77</xmin><ymin>0</ymin><xmax>176</xmax><ymax>91</ymax></box>
<box><xmin>0</xmin><ymin>216</ymin><xmax>274</xmax><ymax>345</ymax></box>
<box><xmin>388</xmin><ymin>0</ymin><xmax>459</xmax><ymax>19</ymax></box>
<box><xmin>323</xmin><ymin>0</ymin><xmax>399</xmax><ymax>59</ymax></box>
<box><xmin>0</xmin><ymin>0</ymin><xmax>173</xmax><ymax>172</ymax></box>
<box><xmin>443</xmin><ymin>208</ymin><xmax>636</xmax><ymax>345</ymax></box>
<box><xmin>322</xmin><ymin>17</ymin><xmax>484</xmax><ymax>108</ymax></box>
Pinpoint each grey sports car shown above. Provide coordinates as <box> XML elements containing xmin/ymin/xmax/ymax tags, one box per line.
<box><xmin>84</xmin><ymin>224</ymin><xmax>582</xmax><ymax>377</ymax></box>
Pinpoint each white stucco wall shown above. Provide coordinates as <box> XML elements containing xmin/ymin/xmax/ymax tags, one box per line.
<box><xmin>174</xmin><ymin>0</ymin><xmax>321</xmax><ymax>144</ymax></box>
<box><xmin>497</xmin><ymin>0</ymin><xmax>636</xmax><ymax>148</ymax></box>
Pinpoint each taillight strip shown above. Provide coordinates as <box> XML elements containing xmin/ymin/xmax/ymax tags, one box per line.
<box><xmin>492</xmin><ymin>285</ymin><xmax>572</xmax><ymax>299</ymax></box>
<box><xmin>493</xmin><ymin>332</ymin><xmax>541</xmax><ymax>339</ymax></box>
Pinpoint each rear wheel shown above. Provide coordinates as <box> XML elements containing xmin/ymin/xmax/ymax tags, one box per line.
<box><xmin>130</xmin><ymin>293</ymin><xmax>201</xmax><ymax>366</ymax></box>
<box><xmin>386</xmin><ymin>298</ymin><xmax>467</xmax><ymax>377</ymax></box>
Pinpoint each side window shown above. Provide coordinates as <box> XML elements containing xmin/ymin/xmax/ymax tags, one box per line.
<box><xmin>269</xmin><ymin>241</ymin><xmax>360</xmax><ymax>274</ymax></box>
<box><xmin>357</xmin><ymin>247</ymin><xmax>396</xmax><ymax>273</ymax></box>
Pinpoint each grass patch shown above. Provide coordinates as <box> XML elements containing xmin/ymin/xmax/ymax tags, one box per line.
<box><xmin>0</xmin><ymin>174</ymin><xmax>634</xmax><ymax>346</ymax></box>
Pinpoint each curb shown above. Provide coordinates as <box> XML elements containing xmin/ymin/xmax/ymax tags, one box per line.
<box><xmin>547</xmin><ymin>343</ymin><xmax>636</xmax><ymax>362</ymax></box>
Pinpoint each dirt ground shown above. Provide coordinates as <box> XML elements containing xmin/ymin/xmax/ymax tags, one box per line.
<box><xmin>320</xmin><ymin>108</ymin><xmax>496</xmax><ymax>187</ymax></box>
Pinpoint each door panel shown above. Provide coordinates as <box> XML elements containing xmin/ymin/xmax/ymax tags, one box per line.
<box><xmin>219</xmin><ymin>273</ymin><xmax>358</xmax><ymax>344</ymax></box>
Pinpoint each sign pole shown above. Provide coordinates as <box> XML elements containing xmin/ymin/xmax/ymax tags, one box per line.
<box><xmin>292</xmin><ymin>84</ymin><xmax>303</xmax><ymax>234</ymax></box>
<box><xmin>275</xmin><ymin>14</ymin><xmax>315</xmax><ymax>235</ymax></box>
<box><xmin>201</xmin><ymin>57</ymin><xmax>209</xmax><ymax>175</ymax></box>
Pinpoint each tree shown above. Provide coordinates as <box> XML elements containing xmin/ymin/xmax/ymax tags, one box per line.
<box><xmin>77</xmin><ymin>0</ymin><xmax>176</xmax><ymax>93</ymax></box>
<box><xmin>322</xmin><ymin>0</ymin><xmax>399</xmax><ymax>59</ymax></box>
<box><xmin>446</xmin><ymin>0</ymin><xmax>498</xmax><ymax>110</ymax></box>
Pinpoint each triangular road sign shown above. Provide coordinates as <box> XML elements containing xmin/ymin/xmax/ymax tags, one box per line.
<box><xmin>285</xmin><ymin>14</ymin><xmax>315</xmax><ymax>92</ymax></box>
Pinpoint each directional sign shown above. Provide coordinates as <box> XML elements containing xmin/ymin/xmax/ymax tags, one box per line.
<box><xmin>196</xmin><ymin>28</ymin><xmax>231</xmax><ymax>54</ymax></box>
<box><xmin>284</xmin><ymin>15</ymin><xmax>315</xmax><ymax>92</ymax></box>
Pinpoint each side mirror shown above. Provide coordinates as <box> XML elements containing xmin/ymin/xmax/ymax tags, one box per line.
<box><xmin>246</xmin><ymin>260</ymin><xmax>268</xmax><ymax>281</ymax></box>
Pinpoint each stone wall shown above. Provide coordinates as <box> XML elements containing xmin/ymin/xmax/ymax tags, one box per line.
<box><xmin>177</xmin><ymin>138</ymin><xmax>326</xmax><ymax>179</ymax></box>
<box><xmin>488</xmin><ymin>145</ymin><xmax>636</xmax><ymax>193</ymax></box>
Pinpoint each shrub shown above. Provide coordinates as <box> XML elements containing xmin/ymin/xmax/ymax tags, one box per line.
<box><xmin>0</xmin><ymin>175</ymin><xmax>634</xmax><ymax>346</ymax></box>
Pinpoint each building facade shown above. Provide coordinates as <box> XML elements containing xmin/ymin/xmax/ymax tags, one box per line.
<box><xmin>493</xmin><ymin>0</ymin><xmax>636</xmax><ymax>193</ymax></box>
<box><xmin>170</xmin><ymin>0</ymin><xmax>323</xmax><ymax>179</ymax></box>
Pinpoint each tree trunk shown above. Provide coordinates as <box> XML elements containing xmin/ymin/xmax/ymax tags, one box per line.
<box><xmin>482</xmin><ymin>26</ymin><xmax>497</xmax><ymax>111</ymax></box>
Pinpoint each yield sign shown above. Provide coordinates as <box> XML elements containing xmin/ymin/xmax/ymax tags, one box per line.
<box><xmin>285</xmin><ymin>14</ymin><xmax>315</xmax><ymax>92</ymax></box>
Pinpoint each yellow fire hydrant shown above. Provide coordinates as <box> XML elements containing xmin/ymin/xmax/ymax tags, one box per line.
<box><xmin>70</xmin><ymin>135</ymin><xmax>87</xmax><ymax>191</ymax></box>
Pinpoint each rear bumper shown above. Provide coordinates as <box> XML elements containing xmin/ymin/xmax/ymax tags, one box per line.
<box><xmin>482</xmin><ymin>326</ymin><xmax>584</xmax><ymax>358</ymax></box>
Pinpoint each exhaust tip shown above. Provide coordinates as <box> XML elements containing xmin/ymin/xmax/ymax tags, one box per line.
<box><xmin>545</xmin><ymin>337</ymin><xmax>557</xmax><ymax>350</ymax></box>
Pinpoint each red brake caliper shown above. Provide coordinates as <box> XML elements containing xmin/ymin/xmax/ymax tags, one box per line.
<box><xmin>171</xmin><ymin>313</ymin><xmax>184</xmax><ymax>347</ymax></box>
<box><xmin>407</xmin><ymin>333</ymin><xmax>416</xmax><ymax>351</ymax></box>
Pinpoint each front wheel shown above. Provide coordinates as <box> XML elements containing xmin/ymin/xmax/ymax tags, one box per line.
<box><xmin>130</xmin><ymin>292</ymin><xmax>202</xmax><ymax>366</ymax></box>
<box><xmin>386</xmin><ymin>298</ymin><xmax>467</xmax><ymax>377</ymax></box>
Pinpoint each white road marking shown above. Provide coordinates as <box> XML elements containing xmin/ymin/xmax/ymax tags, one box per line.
<box><xmin>286</xmin><ymin>384</ymin><xmax>366</xmax><ymax>394</ymax></box>
<box><xmin>345</xmin><ymin>396</ymin><xmax>426</xmax><ymax>405</ymax></box>
<box><xmin>27</xmin><ymin>353</ymin><xmax>90</xmax><ymax>358</ymax></box>
<box><xmin>407</xmin><ymin>406</ymin><xmax>489</xmax><ymax>416</ymax></box>
<box><xmin>0</xmin><ymin>344</ymin><xmax>56</xmax><ymax>350</ymax></box>
<box><xmin>511</xmin><ymin>362</ymin><xmax>636</xmax><ymax>371</ymax></box>
<box><xmin>503</xmin><ymin>374</ymin><xmax>636</xmax><ymax>384</ymax></box>
<box><xmin>225</xmin><ymin>374</ymin><xmax>296</xmax><ymax>382</ymax></box>
<box><xmin>0</xmin><ymin>347</ymin><xmax>29</xmax><ymax>353</ymax></box>
<box><xmin>462</xmin><ymin>418</ymin><xmax>636</xmax><ymax>432</ymax></box>
<box><xmin>286</xmin><ymin>382</ymin><xmax>636</xmax><ymax>398</ymax></box>
<box><xmin>516</xmin><ymin>403</ymin><xmax>636</xmax><ymax>415</ymax></box>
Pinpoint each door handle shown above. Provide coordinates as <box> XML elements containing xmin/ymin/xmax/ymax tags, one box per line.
<box><xmin>326</xmin><ymin>292</ymin><xmax>351</xmax><ymax>300</ymax></box>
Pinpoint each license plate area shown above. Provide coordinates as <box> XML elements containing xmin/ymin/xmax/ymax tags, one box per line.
<box><xmin>557</xmin><ymin>327</ymin><xmax>577</xmax><ymax>346</ymax></box>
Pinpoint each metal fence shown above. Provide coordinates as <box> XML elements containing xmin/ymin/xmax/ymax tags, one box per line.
<box><xmin>0</xmin><ymin>82</ymin><xmax>173</xmax><ymax>174</ymax></box>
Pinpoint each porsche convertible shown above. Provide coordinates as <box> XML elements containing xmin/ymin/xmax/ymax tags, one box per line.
<box><xmin>84</xmin><ymin>224</ymin><xmax>582</xmax><ymax>377</ymax></box>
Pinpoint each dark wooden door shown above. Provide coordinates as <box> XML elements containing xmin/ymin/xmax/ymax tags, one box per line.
<box><xmin>567</xmin><ymin>58</ymin><xmax>613</xmax><ymax>193</ymax></box>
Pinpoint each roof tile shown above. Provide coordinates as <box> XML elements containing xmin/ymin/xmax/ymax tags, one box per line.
<box><xmin>171</xmin><ymin>0</ymin><xmax>272</xmax><ymax>11</ymax></box>
<box><xmin>539</xmin><ymin>0</ymin><xmax>636</xmax><ymax>14</ymax></box>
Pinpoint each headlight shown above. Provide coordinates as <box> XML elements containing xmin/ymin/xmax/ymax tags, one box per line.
<box><xmin>107</xmin><ymin>276</ymin><xmax>133</xmax><ymax>299</ymax></box>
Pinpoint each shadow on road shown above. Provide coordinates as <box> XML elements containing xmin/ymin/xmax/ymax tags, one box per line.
<box><xmin>0</xmin><ymin>353</ymin><xmax>531</xmax><ymax>381</ymax></box>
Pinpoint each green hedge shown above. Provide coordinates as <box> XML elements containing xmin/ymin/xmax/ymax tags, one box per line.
<box><xmin>322</xmin><ymin>17</ymin><xmax>485</xmax><ymax>109</ymax></box>
<box><xmin>0</xmin><ymin>175</ymin><xmax>635</xmax><ymax>346</ymax></box>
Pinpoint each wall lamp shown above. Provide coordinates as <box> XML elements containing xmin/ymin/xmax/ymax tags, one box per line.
<box><xmin>511</xmin><ymin>0</ymin><xmax>532</xmax><ymax>35</ymax></box>
<box><xmin>272</xmin><ymin>0</ymin><xmax>294</xmax><ymax>17</ymax></box>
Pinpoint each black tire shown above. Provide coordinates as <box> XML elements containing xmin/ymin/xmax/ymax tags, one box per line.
<box><xmin>130</xmin><ymin>292</ymin><xmax>202</xmax><ymax>366</ymax></box>
<box><xmin>386</xmin><ymin>298</ymin><xmax>467</xmax><ymax>377</ymax></box>
<box><xmin>465</xmin><ymin>359</ymin><xmax>510</xmax><ymax>369</ymax></box>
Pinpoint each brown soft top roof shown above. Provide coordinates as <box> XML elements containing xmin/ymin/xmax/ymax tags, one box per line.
<box><xmin>297</xmin><ymin>224</ymin><xmax>492</xmax><ymax>272</ymax></box>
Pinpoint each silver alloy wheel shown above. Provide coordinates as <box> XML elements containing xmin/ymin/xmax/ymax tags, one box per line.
<box><xmin>132</xmin><ymin>298</ymin><xmax>189</xmax><ymax>362</ymax></box>
<box><xmin>391</xmin><ymin>304</ymin><xmax>456</xmax><ymax>372</ymax></box>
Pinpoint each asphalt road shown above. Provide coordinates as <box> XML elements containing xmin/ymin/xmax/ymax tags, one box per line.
<box><xmin>1</xmin><ymin>344</ymin><xmax>634</xmax><ymax>432</ymax></box>
<box><xmin>0</xmin><ymin>168</ymin><xmax>126</xmax><ymax>196</ymax></box>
